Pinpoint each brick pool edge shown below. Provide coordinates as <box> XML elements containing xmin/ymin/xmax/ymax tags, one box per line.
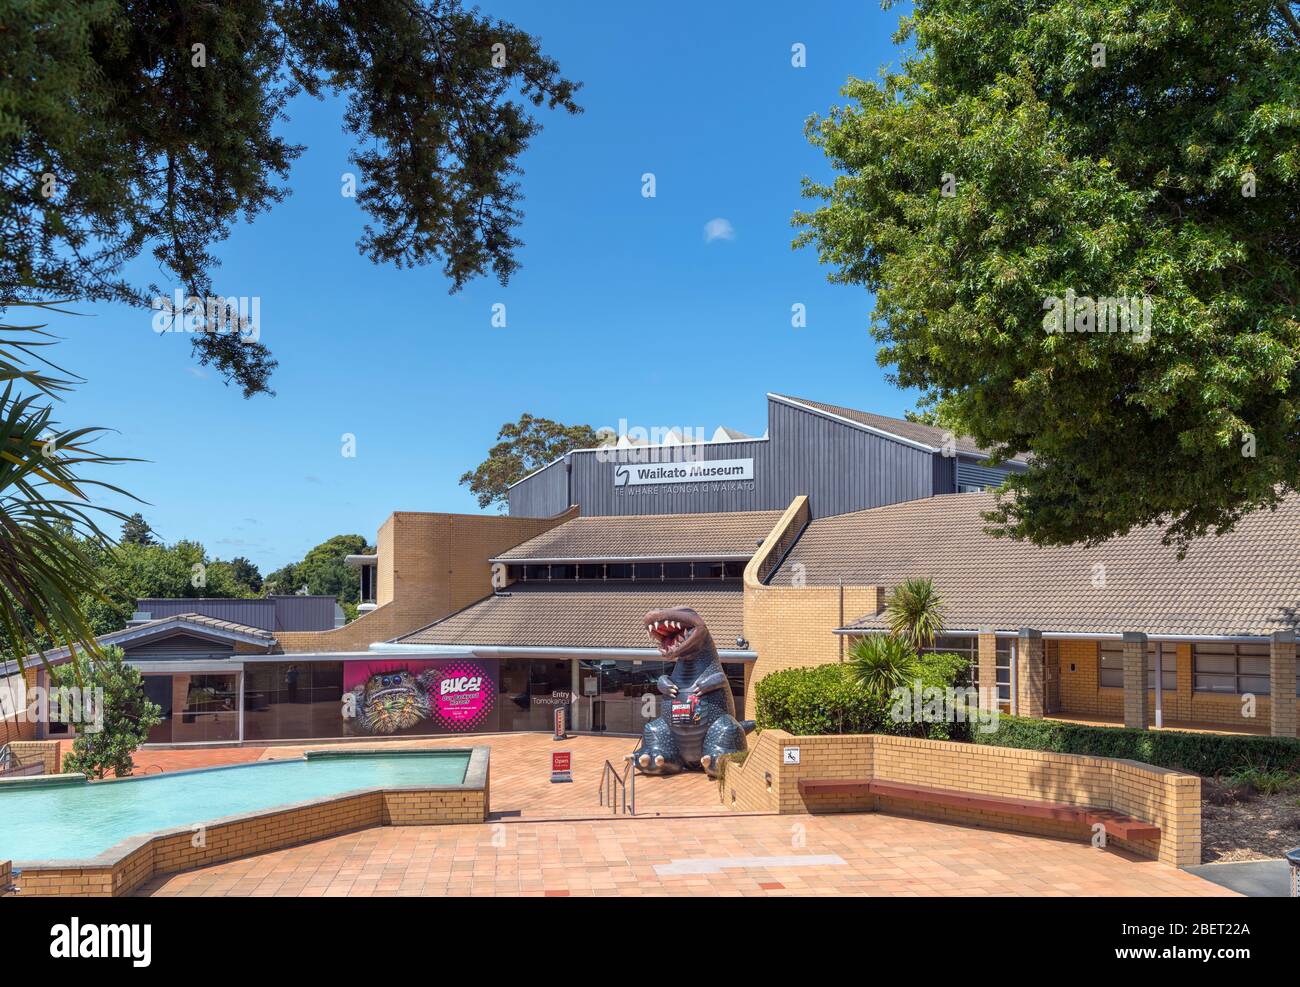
<box><xmin>7</xmin><ymin>746</ymin><xmax>490</xmax><ymax>898</ymax></box>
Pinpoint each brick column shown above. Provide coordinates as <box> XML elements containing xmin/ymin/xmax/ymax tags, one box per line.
<box><xmin>1017</xmin><ymin>628</ymin><xmax>1045</xmax><ymax>718</ymax></box>
<box><xmin>1122</xmin><ymin>631</ymin><xmax>1149</xmax><ymax>730</ymax></box>
<box><xmin>1270</xmin><ymin>631</ymin><xmax>1297</xmax><ymax>738</ymax></box>
<box><xmin>978</xmin><ymin>629</ymin><xmax>998</xmax><ymax>710</ymax></box>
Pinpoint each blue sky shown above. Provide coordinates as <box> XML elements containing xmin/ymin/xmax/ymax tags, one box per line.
<box><xmin>46</xmin><ymin>1</ymin><xmax>911</xmax><ymax>573</ymax></box>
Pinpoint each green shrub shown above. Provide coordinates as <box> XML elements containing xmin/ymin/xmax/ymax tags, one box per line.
<box><xmin>848</xmin><ymin>634</ymin><xmax>918</xmax><ymax>700</ymax></box>
<box><xmin>755</xmin><ymin>653</ymin><xmax>974</xmax><ymax>739</ymax></box>
<box><xmin>755</xmin><ymin>662</ymin><xmax>884</xmax><ymax>735</ymax></box>
<box><xmin>1226</xmin><ymin>764</ymin><xmax>1297</xmax><ymax>795</ymax></box>
<box><xmin>972</xmin><ymin>715</ymin><xmax>1300</xmax><ymax>777</ymax></box>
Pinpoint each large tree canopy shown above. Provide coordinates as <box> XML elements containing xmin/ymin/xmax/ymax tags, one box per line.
<box><xmin>795</xmin><ymin>1</ymin><xmax>1300</xmax><ymax>552</ymax></box>
<box><xmin>1</xmin><ymin>0</ymin><xmax>580</xmax><ymax>396</ymax></box>
<box><xmin>460</xmin><ymin>414</ymin><xmax>599</xmax><ymax>511</ymax></box>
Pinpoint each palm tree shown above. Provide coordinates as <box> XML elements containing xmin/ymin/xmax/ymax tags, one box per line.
<box><xmin>0</xmin><ymin>302</ymin><xmax>137</xmax><ymax>675</ymax></box>
<box><xmin>848</xmin><ymin>633</ymin><xmax>919</xmax><ymax>700</ymax></box>
<box><xmin>886</xmin><ymin>577</ymin><xmax>946</xmax><ymax>649</ymax></box>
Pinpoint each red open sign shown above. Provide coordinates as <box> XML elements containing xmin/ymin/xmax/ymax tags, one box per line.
<box><xmin>552</xmin><ymin>751</ymin><xmax>571</xmax><ymax>773</ymax></box>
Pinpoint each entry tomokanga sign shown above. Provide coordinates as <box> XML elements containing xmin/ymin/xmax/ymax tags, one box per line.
<box><xmin>614</xmin><ymin>457</ymin><xmax>754</xmax><ymax>487</ymax></box>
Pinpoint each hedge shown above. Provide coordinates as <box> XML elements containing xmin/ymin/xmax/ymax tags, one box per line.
<box><xmin>972</xmin><ymin>715</ymin><xmax>1300</xmax><ymax>777</ymax></box>
<box><xmin>754</xmin><ymin>656</ymin><xmax>973</xmax><ymax>740</ymax></box>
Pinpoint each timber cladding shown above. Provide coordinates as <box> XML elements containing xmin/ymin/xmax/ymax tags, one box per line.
<box><xmin>722</xmin><ymin>729</ymin><xmax>1200</xmax><ymax>868</ymax></box>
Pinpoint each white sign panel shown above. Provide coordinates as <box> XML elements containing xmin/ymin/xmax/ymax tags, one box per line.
<box><xmin>783</xmin><ymin>746</ymin><xmax>801</xmax><ymax>765</ymax></box>
<box><xmin>614</xmin><ymin>458</ymin><xmax>754</xmax><ymax>487</ymax></box>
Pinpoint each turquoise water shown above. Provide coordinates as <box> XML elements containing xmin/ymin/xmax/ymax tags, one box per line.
<box><xmin>0</xmin><ymin>752</ymin><xmax>470</xmax><ymax>862</ymax></box>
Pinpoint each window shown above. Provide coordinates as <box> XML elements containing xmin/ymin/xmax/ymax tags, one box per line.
<box><xmin>0</xmin><ymin>673</ymin><xmax>23</xmax><ymax>721</ymax></box>
<box><xmin>695</xmin><ymin>561</ymin><xmax>725</xmax><ymax>580</ymax></box>
<box><xmin>359</xmin><ymin>563</ymin><xmax>377</xmax><ymax>604</ymax></box>
<box><xmin>723</xmin><ymin>561</ymin><xmax>746</xmax><ymax>579</ymax></box>
<box><xmin>1193</xmin><ymin>642</ymin><xmax>1271</xmax><ymax>695</ymax></box>
<box><xmin>633</xmin><ymin>563</ymin><xmax>662</xmax><ymax>580</ymax></box>
<box><xmin>605</xmin><ymin>564</ymin><xmax>632</xmax><ymax>580</ymax></box>
<box><xmin>549</xmin><ymin>564</ymin><xmax>576</xmax><ymax>580</ymax></box>
<box><xmin>919</xmin><ymin>635</ymin><xmax>977</xmax><ymax>688</ymax></box>
<box><xmin>994</xmin><ymin>638</ymin><xmax>1012</xmax><ymax>703</ymax></box>
<box><xmin>1099</xmin><ymin>642</ymin><xmax>1177</xmax><ymax>691</ymax></box>
<box><xmin>662</xmin><ymin>562</ymin><xmax>692</xmax><ymax>580</ymax></box>
<box><xmin>577</xmin><ymin>564</ymin><xmax>604</xmax><ymax>580</ymax></box>
<box><xmin>523</xmin><ymin>564</ymin><xmax>549</xmax><ymax>581</ymax></box>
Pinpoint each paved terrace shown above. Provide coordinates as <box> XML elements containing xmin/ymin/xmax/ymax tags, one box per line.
<box><xmin>135</xmin><ymin>811</ymin><xmax>1233</xmax><ymax>897</ymax></box>
<box><xmin>124</xmin><ymin>735</ymin><xmax>1234</xmax><ymax>898</ymax></box>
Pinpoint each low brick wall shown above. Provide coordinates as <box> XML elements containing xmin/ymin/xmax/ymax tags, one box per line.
<box><xmin>721</xmin><ymin>730</ymin><xmax>1200</xmax><ymax>867</ymax></box>
<box><xmin>11</xmin><ymin>747</ymin><xmax>490</xmax><ymax>897</ymax></box>
<box><xmin>5</xmin><ymin>740</ymin><xmax>62</xmax><ymax>775</ymax></box>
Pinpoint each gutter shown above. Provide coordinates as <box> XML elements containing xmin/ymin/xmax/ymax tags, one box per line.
<box><xmin>488</xmin><ymin>553</ymin><xmax>754</xmax><ymax>564</ymax></box>
<box><xmin>831</xmin><ymin>627</ymin><xmax>1278</xmax><ymax>643</ymax></box>
<box><xmin>366</xmin><ymin>642</ymin><xmax>758</xmax><ymax>661</ymax></box>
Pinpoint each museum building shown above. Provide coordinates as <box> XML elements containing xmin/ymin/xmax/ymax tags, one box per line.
<box><xmin>4</xmin><ymin>392</ymin><xmax>1297</xmax><ymax>746</ymax></box>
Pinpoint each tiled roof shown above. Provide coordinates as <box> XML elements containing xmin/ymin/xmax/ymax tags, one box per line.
<box><xmin>771</xmin><ymin>492</ymin><xmax>1300</xmax><ymax>637</ymax></box>
<box><xmin>395</xmin><ymin>584</ymin><xmax>746</xmax><ymax>650</ymax></box>
<box><xmin>771</xmin><ymin>393</ymin><xmax>1026</xmax><ymax>461</ymax></box>
<box><xmin>493</xmin><ymin>510</ymin><xmax>784</xmax><ymax>562</ymax></box>
<box><xmin>17</xmin><ymin>612</ymin><xmax>275</xmax><ymax>667</ymax></box>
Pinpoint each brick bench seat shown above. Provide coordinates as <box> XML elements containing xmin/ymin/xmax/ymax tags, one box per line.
<box><xmin>795</xmin><ymin>778</ymin><xmax>1160</xmax><ymax>842</ymax></box>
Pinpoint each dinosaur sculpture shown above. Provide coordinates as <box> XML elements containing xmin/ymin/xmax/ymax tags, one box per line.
<box><xmin>632</xmin><ymin>607</ymin><xmax>755</xmax><ymax>778</ymax></box>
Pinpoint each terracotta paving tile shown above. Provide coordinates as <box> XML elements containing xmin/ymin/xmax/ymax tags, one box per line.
<box><xmin>135</xmin><ymin>811</ymin><xmax>1236</xmax><ymax>898</ymax></box>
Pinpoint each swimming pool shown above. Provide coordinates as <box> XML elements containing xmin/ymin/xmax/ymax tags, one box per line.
<box><xmin>0</xmin><ymin>750</ymin><xmax>471</xmax><ymax>862</ymax></box>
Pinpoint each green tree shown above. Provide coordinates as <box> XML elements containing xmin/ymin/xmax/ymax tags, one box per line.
<box><xmin>0</xmin><ymin>302</ymin><xmax>136</xmax><ymax>671</ymax></box>
<box><xmin>225</xmin><ymin>556</ymin><xmax>263</xmax><ymax>595</ymax></box>
<box><xmin>52</xmin><ymin>646</ymin><xmax>161</xmax><ymax>778</ymax></box>
<box><xmin>795</xmin><ymin>1</ymin><xmax>1300</xmax><ymax>552</ymax></box>
<box><xmin>119</xmin><ymin>513</ymin><xmax>155</xmax><ymax>546</ymax></box>
<box><xmin>265</xmin><ymin>534</ymin><xmax>370</xmax><ymax>612</ymax></box>
<box><xmin>885</xmin><ymin>577</ymin><xmax>946</xmax><ymax>649</ymax></box>
<box><xmin>460</xmin><ymin>414</ymin><xmax>600</xmax><ymax>510</ymax></box>
<box><xmin>2</xmin><ymin>0</ymin><xmax>581</xmax><ymax>396</ymax></box>
<box><xmin>848</xmin><ymin>634</ymin><xmax>919</xmax><ymax>701</ymax></box>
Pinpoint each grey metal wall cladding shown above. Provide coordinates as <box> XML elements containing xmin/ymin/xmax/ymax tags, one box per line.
<box><xmin>509</xmin><ymin>399</ymin><xmax>939</xmax><ymax>519</ymax></box>
<box><xmin>507</xmin><ymin>457</ymin><xmax>570</xmax><ymax>517</ymax></box>
<box><xmin>123</xmin><ymin>633</ymin><xmax>236</xmax><ymax>661</ymax></box>
<box><xmin>268</xmin><ymin>596</ymin><xmax>337</xmax><ymax>632</ymax></box>
<box><xmin>956</xmin><ymin>460</ymin><xmax>1015</xmax><ymax>490</ymax></box>
<box><xmin>136</xmin><ymin>597</ymin><xmax>336</xmax><ymax>632</ymax></box>
<box><xmin>933</xmin><ymin>453</ymin><xmax>957</xmax><ymax>494</ymax></box>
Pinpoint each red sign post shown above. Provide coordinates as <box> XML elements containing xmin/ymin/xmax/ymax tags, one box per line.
<box><xmin>551</xmin><ymin>750</ymin><xmax>572</xmax><ymax>784</ymax></box>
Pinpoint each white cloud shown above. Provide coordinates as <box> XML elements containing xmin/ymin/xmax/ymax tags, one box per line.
<box><xmin>703</xmin><ymin>218</ymin><xmax>735</xmax><ymax>243</ymax></box>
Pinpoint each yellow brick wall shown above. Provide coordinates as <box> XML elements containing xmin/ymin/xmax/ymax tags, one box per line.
<box><xmin>278</xmin><ymin>507</ymin><xmax>576</xmax><ymax>653</ymax></box>
<box><xmin>743</xmin><ymin>584</ymin><xmax>882</xmax><ymax>683</ymax></box>
<box><xmin>15</xmin><ymin>785</ymin><xmax>489</xmax><ymax>898</ymax></box>
<box><xmin>1056</xmin><ymin>639</ymin><xmax>1297</xmax><ymax>732</ymax></box>
<box><xmin>5</xmin><ymin>740</ymin><xmax>61</xmax><ymax>774</ymax></box>
<box><xmin>723</xmin><ymin>728</ymin><xmax>1201</xmax><ymax>867</ymax></box>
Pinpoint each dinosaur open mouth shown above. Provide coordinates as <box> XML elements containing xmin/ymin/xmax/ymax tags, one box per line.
<box><xmin>646</xmin><ymin>618</ymin><xmax>696</xmax><ymax>655</ymax></box>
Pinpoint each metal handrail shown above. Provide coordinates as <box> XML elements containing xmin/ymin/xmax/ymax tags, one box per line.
<box><xmin>597</xmin><ymin>755</ymin><xmax>636</xmax><ymax>816</ymax></box>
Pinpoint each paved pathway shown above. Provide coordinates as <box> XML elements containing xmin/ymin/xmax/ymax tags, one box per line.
<box><xmin>136</xmin><ymin>811</ymin><xmax>1235</xmax><ymax>897</ymax></box>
